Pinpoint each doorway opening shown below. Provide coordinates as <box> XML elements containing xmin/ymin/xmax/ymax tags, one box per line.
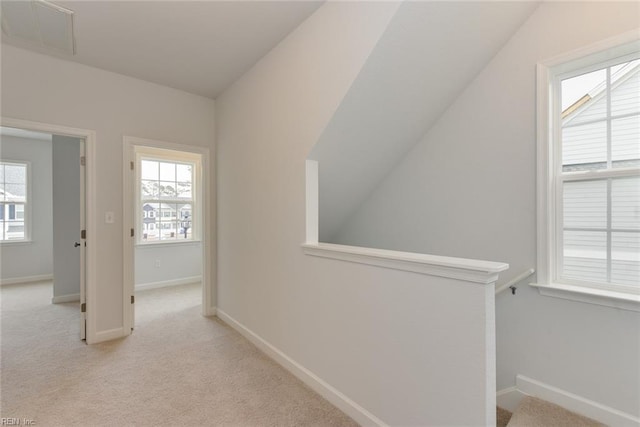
<box><xmin>0</xmin><ymin>124</ymin><xmax>89</xmax><ymax>341</ymax></box>
<box><xmin>123</xmin><ymin>137</ymin><xmax>212</xmax><ymax>334</ymax></box>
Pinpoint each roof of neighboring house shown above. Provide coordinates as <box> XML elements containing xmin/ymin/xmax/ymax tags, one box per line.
<box><xmin>562</xmin><ymin>60</ymin><xmax>640</xmax><ymax>123</ymax></box>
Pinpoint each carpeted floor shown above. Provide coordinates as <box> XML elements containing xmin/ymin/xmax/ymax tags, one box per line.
<box><xmin>0</xmin><ymin>281</ymin><xmax>357</xmax><ymax>426</ymax></box>
<box><xmin>507</xmin><ymin>396</ymin><xmax>605</xmax><ymax>427</ymax></box>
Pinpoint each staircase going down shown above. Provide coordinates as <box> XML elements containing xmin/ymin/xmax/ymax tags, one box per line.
<box><xmin>497</xmin><ymin>396</ymin><xmax>606</xmax><ymax>427</ymax></box>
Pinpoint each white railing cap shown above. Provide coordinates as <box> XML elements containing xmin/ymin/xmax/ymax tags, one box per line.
<box><xmin>302</xmin><ymin>243</ymin><xmax>509</xmax><ymax>285</ymax></box>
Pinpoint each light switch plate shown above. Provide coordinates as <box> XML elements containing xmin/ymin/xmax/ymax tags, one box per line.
<box><xmin>105</xmin><ymin>211</ymin><xmax>115</xmax><ymax>224</ymax></box>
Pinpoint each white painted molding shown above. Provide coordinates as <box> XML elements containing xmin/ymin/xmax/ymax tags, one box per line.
<box><xmin>216</xmin><ymin>309</ymin><xmax>388</xmax><ymax>427</ymax></box>
<box><xmin>302</xmin><ymin>243</ymin><xmax>508</xmax><ymax>284</ymax></box>
<box><xmin>93</xmin><ymin>327</ymin><xmax>126</xmax><ymax>344</ymax></box>
<box><xmin>135</xmin><ymin>276</ymin><xmax>201</xmax><ymax>292</ymax></box>
<box><xmin>0</xmin><ymin>274</ymin><xmax>53</xmax><ymax>286</ymax></box>
<box><xmin>2</xmin><ymin>116</ymin><xmax>98</xmax><ymax>346</ymax></box>
<box><xmin>305</xmin><ymin>160</ymin><xmax>319</xmax><ymax>244</ymax></box>
<box><xmin>52</xmin><ymin>293</ymin><xmax>80</xmax><ymax>304</ymax></box>
<box><xmin>530</xmin><ymin>282</ymin><xmax>640</xmax><ymax>312</ymax></box>
<box><xmin>497</xmin><ymin>386</ymin><xmax>526</xmax><ymax>413</ymax></box>
<box><xmin>514</xmin><ymin>375</ymin><xmax>640</xmax><ymax>426</ymax></box>
<box><xmin>123</xmin><ymin>135</ymin><xmax>213</xmax><ymax>334</ymax></box>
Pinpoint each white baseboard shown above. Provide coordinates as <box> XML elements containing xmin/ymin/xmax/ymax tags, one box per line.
<box><xmin>204</xmin><ymin>306</ymin><xmax>217</xmax><ymax>316</ymax></box>
<box><xmin>52</xmin><ymin>293</ymin><xmax>80</xmax><ymax>303</ymax></box>
<box><xmin>216</xmin><ymin>309</ymin><xmax>386</xmax><ymax>427</ymax></box>
<box><xmin>135</xmin><ymin>276</ymin><xmax>201</xmax><ymax>292</ymax></box>
<box><xmin>496</xmin><ymin>386</ymin><xmax>526</xmax><ymax>412</ymax></box>
<box><xmin>93</xmin><ymin>327</ymin><xmax>126</xmax><ymax>344</ymax></box>
<box><xmin>498</xmin><ymin>375</ymin><xmax>640</xmax><ymax>426</ymax></box>
<box><xmin>1</xmin><ymin>274</ymin><xmax>53</xmax><ymax>286</ymax></box>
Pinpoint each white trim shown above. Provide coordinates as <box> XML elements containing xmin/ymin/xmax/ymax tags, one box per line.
<box><xmin>216</xmin><ymin>309</ymin><xmax>387</xmax><ymax>427</ymax></box>
<box><xmin>529</xmin><ymin>282</ymin><xmax>640</xmax><ymax>312</ymax></box>
<box><xmin>135</xmin><ymin>240</ymin><xmax>201</xmax><ymax>249</ymax></box>
<box><xmin>302</xmin><ymin>243</ymin><xmax>508</xmax><ymax>284</ymax></box>
<box><xmin>515</xmin><ymin>375</ymin><xmax>640</xmax><ymax>427</ymax></box>
<box><xmin>496</xmin><ymin>386</ymin><xmax>526</xmax><ymax>413</ymax></box>
<box><xmin>52</xmin><ymin>293</ymin><xmax>80</xmax><ymax>303</ymax></box>
<box><xmin>93</xmin><ymin>327</ymin><xmax>126</xmax><ymax>344</ymax></box>
<box><xmin>536</xmin><ymin>31</ymin><xmax>640</xmax><ymax>297</ymax></box>
<box><xmin>0</xmin><ymin>159</ymin><xmax>31</xmax><ymax>242</ymax></box>
<box><xmin>1</xmin><ymin>117</ymin><xmax>97</xmax><ymax>344</ymax></box>
<box><xmin>123</xmin><ymin>135</ymin><xmax>214</xmax><ymax>333</ymax></box>
<box><xmin>135</xmin><ymin>276</ymin><xmax>201</xmax><ymax>292</ymax></box>
<box><xmin>0</xmin><ymin>274</ymin><xmax>53</xmax><ymax>286</ymax></box>
<box><xmin>305</xmin><ymin>160</ymin><xmax>319</xmax><ymax>244</ymax></box>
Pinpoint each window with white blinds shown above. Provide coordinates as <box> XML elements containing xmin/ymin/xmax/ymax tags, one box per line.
<box><xmin>556</xmin><ymin>56</ymin><xmax>640</xmax><ymax>292</ymax></box>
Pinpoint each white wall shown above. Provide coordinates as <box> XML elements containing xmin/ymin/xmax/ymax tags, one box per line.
<box><xmin>1</xmin><ymin>45</ymin><xmax>215</xmax><ymax>334</ymax></box>
<box><xmin>217</xmin><ymin>2</ymin><xmax>502</xmax><ymax>425</ymax></box>
<box><xmin>332</xmin><ymin>1</ymin><xmax>640</xmax><ymax>417</ymax></box>
<box><xmin>310</xmin><ymin>1</ymin><xmax>537</xmax><ymax>242</ymax></box>
<box><xmin>0</xmin><ymin>134</ymin><xmax>53</xmax><ymax>281</ymax></box>
<box><xmin>51</xmin><ymin>135</ymin><xmax>81</xmax><ymax>299</ymax></box>
<box><xmin>135</xmin><ymin>243</ymin><xmax>201</xmax><ymax>288</ymax></box>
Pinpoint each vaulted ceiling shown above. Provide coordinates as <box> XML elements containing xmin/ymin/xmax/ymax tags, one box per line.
<box><xmin>309</xmin><ymin>1</ymin><xmax>539</xmax><ymax>242</ymax></box>
<box><xmin>1</xmin><ymin>1</ymin><xmax>323</xmax><ymax>98</ymax></box>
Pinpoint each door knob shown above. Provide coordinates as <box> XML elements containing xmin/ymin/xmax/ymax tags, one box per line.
<box><xmin>74</xmin><ymin>242</ymin><xmax>81</xmax><ymax>247</ymax></box>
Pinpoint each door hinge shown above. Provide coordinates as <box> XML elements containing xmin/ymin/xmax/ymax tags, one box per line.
<box><xmin>81</xmin><ymin>229</ymin><xmax>86</xmax><ymax>239</ymax></box>
<box><xmin>80</xmin><ymin>156</ymin><xmax>86</xmax><ymax>166</ymax></box>
<box><xmin>131</xmin><ymin>228</ymin><xmax>135</xmax><ymax>237</ymax></box>
<box><xmin>81</xmin><ymin>303</ymin><xmax>86</xmax><ymax>313</ymax></box>
<box><xmin>131</xmin><ymin>295</ymin><xmax>135</xmax><ymax>304</ymax></box>
<box><xmin>130</xmin><ymin>161</ymin><xmax>134</xmax><ymax>170</ymax></box>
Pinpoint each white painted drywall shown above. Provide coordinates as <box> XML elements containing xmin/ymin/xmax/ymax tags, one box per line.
<box><xmin>135</xmin><ymin>242</ymin><xmax>201</xmax><ymax>287</ymax></box>
<box><xmin>331</xmin><ymin>2</ymin><xmax>640</xmax><ymax>417</ymax></box>
<box><xmin>0</xmin><ymin>134</ymin><xmax>53</xmax><ymax>280</ymax></box>
<box><xmin>217</xmin><ymin>2</ymin><xmax>500</xmax><ymax>425</ymax></box>
<box><xmin>1</xmin><ymin>45</ymin><xmax>215</xmax><ymax>333</ymax></box>
<box><xmin>310</xmin><ymin>1</ymin><xmax>538</xmax><ymax>242</ymax></box>
<box><xmin>52</xmin><ymin>135</ymin><xmax>81</xmax><ymax>300</ymax></box>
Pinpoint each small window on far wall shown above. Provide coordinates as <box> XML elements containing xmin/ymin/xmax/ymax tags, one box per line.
<box><xmin>0</xmin><ymin>161</ymin><xmax>28</xmax><ymax>241</ymax></box>
<box><xmin>137</xmin><ymin>150</ymin><xmax>199</xmax><ymax>244</ymax></box>
<box><xmin>539</xmin><ymin>40</ymin><xmax>640</xmax><ymax>297</ymax></box>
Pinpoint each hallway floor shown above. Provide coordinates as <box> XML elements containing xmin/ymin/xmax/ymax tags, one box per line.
<box><xmin>0</xmin><ymin>281</ymin><xmax>357</xmax><ymax>426</ymax></box>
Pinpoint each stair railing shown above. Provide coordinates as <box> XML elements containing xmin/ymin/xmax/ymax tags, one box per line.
<box><xmin>495</xmin><ymin>268</ymin><xmax>535</xmax><ymax>295</ymax></box>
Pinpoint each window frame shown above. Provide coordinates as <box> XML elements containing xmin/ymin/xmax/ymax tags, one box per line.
<box><xmin>134</xmin><ymin>147</ymin><xmax>201</xmax><ymax>246</ymax></box>
<box><xmin>537</xmin><ymin>33</ymin><xmax>640</xmax><ymax>305</ymax></box>
<box><xmin>0</xmin><ymin>159</ymin><xmax>31</xmax><ymax>243</ymax></box>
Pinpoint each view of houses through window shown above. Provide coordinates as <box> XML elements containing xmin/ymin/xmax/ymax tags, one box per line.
<box><xmin>560</xmin><ymin>57</ymin><xmax>640</xmax><ymax>288</ymax></box>
<box><xmin>0</xmin><ymin>161</ymin><xmax>27</xmax><ymax>241</ymax></box>
<box><xmin>140</xmin><ymin>158</ymin><xmax>194</xmax><ymax>242</ymax></box>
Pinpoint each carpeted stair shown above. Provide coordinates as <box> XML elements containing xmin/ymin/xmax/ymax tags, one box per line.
<box><xmin>498</xmin><ymin>396</ymin><xmax>606</xmax><ymax>427</ymax></box>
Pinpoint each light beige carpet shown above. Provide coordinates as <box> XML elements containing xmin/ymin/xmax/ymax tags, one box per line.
<box><xmin>507</xmin><ymin>396</ymin><xmax>605</xmax><ymax>427</ymax></box>
<box><xmin>1</xmin><ymin>281</ymin><xmax>358</xmax><ymax>426</ymax></box>
<box><xmin>497</xmin><ymin>406</ymin><xmax>512</xmax><ymax>427</ymax></box>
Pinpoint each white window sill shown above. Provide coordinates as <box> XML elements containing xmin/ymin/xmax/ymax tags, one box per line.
<box><xmin>136</xmin><ymin>240</ymin><xmax>201</xmax><ymax>248</ymax></box>
<box><xmin>302</xmin><ymin>242</ymin><xmax>508</xmax><ymax>284</ymax></box>
<box><xmin>0</xmin><ymin>240</ymin><xmax>33</xmax><ymax>246</ymax></box>
<box><xmin>529</xmin><ymin>282</ymin><xmax>640</xmax><ymax>312</ymax></box>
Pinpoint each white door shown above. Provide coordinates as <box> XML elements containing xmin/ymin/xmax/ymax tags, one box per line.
<box><xmin>51</xmin><ymin>135</ymin><xmax>85</xmax><ymax>339</ymax></box>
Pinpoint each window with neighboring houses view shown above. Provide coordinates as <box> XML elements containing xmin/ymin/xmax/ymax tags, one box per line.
<box><xmin>0</xmin><ymin>161</ymin><xmax>28</xmax><ymax>242</ymax></box>
<box><xmin>139</xmin><ymin>156</ymin><xmax>196</xmax><ymax>243</ymax></box>
<box><xmin>540</xmin><ymin>44</ymin><xmax>639</xmax><ymax>297</ymax></box>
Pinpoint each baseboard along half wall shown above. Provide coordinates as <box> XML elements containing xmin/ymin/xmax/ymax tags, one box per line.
<box><xmin>135</xmin><ymin>276</ymin><xmax>201</xmax><ymax>292</ymax></box>
<box><xmin>0</xmin><ymin>274</ymin><xmax>53</xmax><ymax>286</ymax></box>
<box><xmin>497</xmin><ymin>375</ymin><xmax>640</xmax><ymax>427</ymax></box>
<box><xmin>52</xmin><ymin>293</ymin><xmax>80</xmax><ymax>304</ymax></box>
<box><xmin>215</xmin><ymin>309</ymin><xmax>387</xmax><ymax>427</ymax></box>
<box><xmin>93</xmin><ymin>327</ymin><xmax>127</xmax><ymax>344</ymax></box>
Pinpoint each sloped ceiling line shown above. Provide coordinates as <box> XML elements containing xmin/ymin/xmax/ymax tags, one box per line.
<box><xmin>310</xmin><ymin>1</ymin><xmax>539</xmax><ymax>243</ymax></box>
